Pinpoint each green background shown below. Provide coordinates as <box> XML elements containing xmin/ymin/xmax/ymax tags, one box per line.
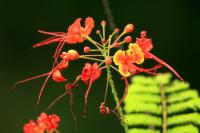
<box><xmin>1</xmin><ymin>0</ymin><xmax>200</xmax><ymax>132</ymax></box>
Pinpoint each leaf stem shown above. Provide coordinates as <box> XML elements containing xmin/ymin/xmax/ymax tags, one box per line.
<box><xmin>160</xmin><ymin>84</ymin><xmax>167</xmax><ymax>133</ymax></box>
<box><xmin>106</xmin><ymin>66</ymin><xmax>129</xmax><ymax>133</ymax></box>
<box><xmin>80</xmin><ymin>56</ymin><xmax>104</xmax><ymax>62</ymax></box>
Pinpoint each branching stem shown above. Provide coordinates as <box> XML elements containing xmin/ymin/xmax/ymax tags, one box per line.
<box><xmin>106</xmin><ymin>67</ymin><xmax>129</xmax><ymax>133</ymax></box>
<box><xmin>160</xmin><ymin>84</ymin><xmax>167</xmax><ymax>133</ymax></box>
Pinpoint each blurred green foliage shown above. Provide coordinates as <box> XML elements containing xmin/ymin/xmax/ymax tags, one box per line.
<box><xmin>124</xmin><ymin>73</ymin><xmax>200</xmax><ymax>133</ymax></box>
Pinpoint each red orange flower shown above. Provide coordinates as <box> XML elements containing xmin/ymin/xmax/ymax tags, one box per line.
<box><xmin>113</xmin><ymin>43</ymin><xmax>144</xmax><ymax>77</ymax></box>
<box><xmin>23</xmin><ymin>113</ymin><xmax>60</xmax><ymax>133</ymax></box>
<box><xmin>23</xmin><ymin>120</ymin><xmax>45</xmax><ymax>133</ymax></box>
<box><xmin>37</xmin><ymin>113</ymin><xmax>60</xmax><ymax>133</ymax></box>
<box><xmin>33</xmin><ymin>17</ymin><xmax>94</xmax><ymax>48</ymax></box>
<box><xmin>80</xmin><ymin>63</ymin><xmax>101</xmax><ymax>114</ymax></box>
<box><xmin>136</xmin><ymin>31</ymin><xmax>184</xmax><ymax>80</ymax></box>
<box><xmin>136</xmin><ymin>31</ymin><xmax>153</xmax><ymax>59</ymax></box>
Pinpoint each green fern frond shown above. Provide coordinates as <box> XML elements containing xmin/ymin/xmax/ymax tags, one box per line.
<box><xmin>124</xmin><ymin>93</ymin><xmax>161</xmax><ymax>104</ymax></box>
<box><xmin>128</xmin><ymin>128</ymin><xmax>161</xmax><ymax>133</ymax></box>
<box><xmin>131</xmin><ymin>76</ymin><xmax>158</xmax><ymax>85</ymax></box>
<box><xmin>124</xmin><ymin>101</ymin><xmax>162</xmax><ymax>114</ymax></box>
<box><xmin>167</xmin><ymin>124</ymin><xmax>199</xmax><ymax>133</ymax></box>
<box><xmin>123</xmin><ymin>73</ymin><xmax>200</xmax><ymax>133</ymax></box>
<box><xmin>125</xmin><ymin>114</ymin><xmax>162</xmax><ymax>126</ymax></box>
<box><xmin>155</xmin><ymin>73</ymin><xmax>172</xmax><ymax>85</ymax></box>
<box><xmin>128</xmin><ymin>84</ymin><xmax>160</xmax><ymax>94</ymax></box>
<box><xmin>165</xmin><ymin>80</ymin><xmax>190</xmax><ymax>94</ymax></box>
<box><xmin>167</xmin><ymin>90</ymin><xmax>199</xmax><ymax>103</ymax></box>
<box><xmin>167</xmin><ymin>113</ymin><xmax>200</xmax><ymax>126</ymax></box>
<box><xmin>167</xmin><ymin>98</ymin><xmax>200</xmax><ymax>114</ymax></box>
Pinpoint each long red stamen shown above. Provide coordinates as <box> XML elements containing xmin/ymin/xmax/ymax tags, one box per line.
<box><xmin>38</xmin><ymin>30</ymin><xmax>66</xmax><ymax>36</ymax></box>
<box><xmin>68</xmin><ymin>91</ymin><xmax>77</xmax><ymax>128</ymax></box>
<box><xmin>12</xmin><ymin>72</ymin><xmax>50</xmax><ymax>90</ymax></box>
<box><xmin>148</xmin><ymin>52</ymin><xmax>184</xmax><ymax>81</ymax></box>
<box><xmin>33</xmin><ymin>37</ymin><xmax>63</xmax><ymax>48</ymax></box>
<box><xmin>114</xmin><ymin>77</ymin><xmax>129</xmax><ymax>112</ymax></box>
<box><xmin>83</xmin><ymin>78</ymin><xmax>93</xmax><ymax>116</ymax></box>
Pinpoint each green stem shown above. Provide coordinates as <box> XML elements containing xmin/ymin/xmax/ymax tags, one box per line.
<box><xmin>54</xmin><ymin>129</ymin><xmax>61</xmax><ymax>133</ymax></box>
<box><xmin>160</xmin><ymin>84</ymin><xmax>167</xmax><ymax>133</ymax></box>
<box><xmin>106</xmin><ymin>67</ymin><xmax>129</xmax><ymax>133</ymax></box>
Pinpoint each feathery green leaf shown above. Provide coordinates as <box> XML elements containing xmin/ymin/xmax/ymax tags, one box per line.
<box><xmin>167</xmin><ymin>113</ymin><xmax>200</xmax><ymax>126</ymax></box>
<box><xmin>125</xmin><ymin>114</ymin><xmax>162</xmax><ymax>126</ymax></box>
<box><xmin>167</xmin><ymin>124</ymin><xmax>199</xmax><ymax>133</ymax></box>
<box><xmin>128</xmin><ymin>128</ymin><xmax>161</xmax><ymax>133</ymax></box>
<box><xmin>167</xmin><ymin>90</ymin><xmax>199</xmax><ymax>103</ymax></box>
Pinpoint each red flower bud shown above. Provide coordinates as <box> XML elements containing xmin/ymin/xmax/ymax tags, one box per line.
<box><xmin>67</xmin><ymin>50</ymin><xmax>79</xmax><ymax>60</ymax></box>
<box><xmin>114</xmin><ymin>42</ymin><xmax>120</xmax><ymax>47</ymax></box>
<box><xmin>101</xmin><ymin>39</ymin><xmax>106</xmax><ymax>44</ymax></box>
<box><xmin>114</xmin><ymin>28</ymin><xmax>120</xmax><ymax>33</ymax></box>
<box><xmin>141</xmin><ymin>31</ymin><xmax>147</xmax><ymax>39</ymax></box>
<box><xmin>96</xmin><ymin>30</ymin><xmax>100</xmax><ymax>34</ymax></box>
<box><xmin>124</xmin><ymin>24</ymin><xmax>134</xmax><ymax>33</ymax></box>
<box><xmin>124</xmin><ymin>36</ymin><xmax>132</xmax><ymax>43</ymax></box>
<box><xmin>105</xmin><ymin>57</ymin><xmax>112</xmax><ymax>65</ymax></box>
<box><xmin>101</xmin><ymin>20</ymin><xmax>106</xmax><ymax>26</ymax></box>
<box><xmin>84</xmin><ymin>46</ymin><xmax>90</xmax><ymax>53</ymax></box>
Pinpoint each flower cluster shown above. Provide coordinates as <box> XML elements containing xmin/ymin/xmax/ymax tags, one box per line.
<box><xmin>15</xmin><ymin>17</ymin><xmax>183</xmax><ymax>128</ymax></box>
<box><xmin>23</xmin><ymin>113</ymin><xmax>60</xmax><ymax>133</ymax></box>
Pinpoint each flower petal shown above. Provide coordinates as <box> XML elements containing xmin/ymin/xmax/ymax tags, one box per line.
<box><xmin>113</xmin><ymin>50</ymin><xmax>125</xmax><ymax>65</ymax></box>
<box><xmin>127</xmin><ymin>43</ymin><xmax>144</xmax><ymax>64</ymax></box>
<box><xmin>119</xmin><ymin>64</ymin><xmax>131</xmax><ymax>77</ymax></box>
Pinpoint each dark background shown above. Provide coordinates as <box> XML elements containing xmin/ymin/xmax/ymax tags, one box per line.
<box><xmin>1</xmin><ymin>0</ymin><xmax>200</xmax><ymax>132</ymax></box>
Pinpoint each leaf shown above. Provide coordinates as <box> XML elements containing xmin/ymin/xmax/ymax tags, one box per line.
<box><xmin>123</xmin><ymin>73</ymin><xmax>200</xmax><ymax>133</ymax></box>
<box><xmin>167</xmin><ymin>124</ymin><xmax>199</xmax><ymax>133</ymax></box>
<box><xmin>167</xmin><ymin>98</ymin><xmax>200</xmax><ymax>114</ymax></box>
<box><xmin>167</xmin><ymin>113</ymin><xmax>200</xmax><ymax>126</ymax></box>
<box><xmin>125</xmin><ymin>114</ymin><xmax>162</xmax><ymax>126</ymax></box>
<box><xmin>124</xmin><ymin>101</ymin><xmax>162</xmax><ymax>115</ymax></box>
<box><xmin>128</xmin><ymin>128</ymin><xmax>161</xmax><ymax>133</ymax></box>
<box><xmin>167</xmin><ymin>90</ymin><xmax>199</xmax><ymax>103</ymax></box>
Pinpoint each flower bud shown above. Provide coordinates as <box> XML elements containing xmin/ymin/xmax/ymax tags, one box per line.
<box><xmin>141</xmin><ymin>31</ymin><xmax>147</xmax><ymax>39</ymax></box>
<box><xmin>114</xmin><ymin>28</ymin><xmax>120</xmax><ymax>33</ymax></box>
<box><xmin>84</xmin><ymin>46</ymin><xmax>90</xmax><ymax>53</ymax></box>
<box><xmin>67</xmin><ymin>50</ymin><xmax>79</xmax><ymax>60</ymax></box>
<box><xmin>124</xmin><ymin>24</ymin><xmax>134</xmax><ymax>33</ymax></box>
<box><xmin>114</xmin><ymin>42</ymin><xmax>120</xmax><ymax>47</ymax></box>
<box><xmin>101</xmin><ymin>39</ymin><xmax>106</xmax><ymax>44</ymax></box>
<box><xmin>105</xmin><ymin>57</ymin><xmax>112</xmax><ymax>65</ymax></box>
<box><xmin>101</xmin><ymin>20</ymin><xmax>106</xmax><ymax>26</ymax></box>
<box><xmin>96</xmin><ymin>30</ymin><xmax>100</xmax><ymax>34</ymax></box>
<box><xmin>124</xmin><ymin>36</ymin><xmax>132</xmax><ymax>43</ymax></box>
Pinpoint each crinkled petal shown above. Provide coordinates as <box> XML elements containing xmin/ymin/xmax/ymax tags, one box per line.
<box><xmin>83</xmin><ymin>17</ymin><xmax>94</xmax><ymax>35</ymax></box>
<box><xmin>113</xmin><ymin>50</ymin><xmax>126</xmax><ymax>65</ymax></box>
<box><xmin>52</xmin><ymin>70</ymin><xmax>66</xmax><ymax>83</ymax></box>
<box><xmin>119</xmin><ymin>64</ymin><xmax>131</xmax><ymax>77</ymax></box>
<box><xmin>127</xmin><ymin>43</ymin><xmax>144</xmax><ymax>64</ymax></box>
<box><xmin>67</xmin><ymin>18</ymin><xmax>82</xmax><ymax>35</ymax></box>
